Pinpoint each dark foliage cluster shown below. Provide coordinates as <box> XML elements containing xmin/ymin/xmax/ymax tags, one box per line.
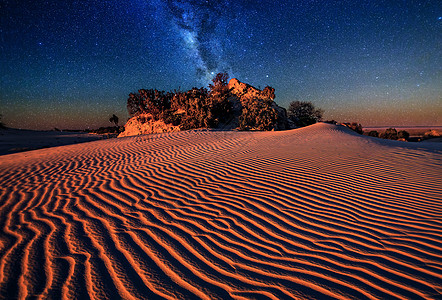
<box><xmin>378</xmin><ymin>128</ymin><xmax>409</xmax><ymax>141</ymax></box>
<box><xmin>109</xmin><ymin>114</ymin><xmax>119</xmax><ymax>126</ymax></box>
<box><xmin>342</xmin><ymin>122</ymin><xmax>363</xmax><ymax>134</ymax></box>
<box><xmin>367</xmin><ymin>130</ymin><xmax>379</xmax><ymax>137</ymax></box>
<box><xmin>127</xmin><ymin>73</ymin><xmax>232</xmax><ymax>130</ymax></box>
<box><xmin>398</xmin><ymin>130</ymin><xmax>410</xmax><ymax>140</ymax></box>
<box><xmin>127</xmin><ymin>89</ymin><xmax>174</xmax><ymax>119</ymax></box>
<box><xmin>238</xmin><ymin>86</ymin><xmax>278</xmax><ymax>131</ymax></box>
<box><xmin>379</xmin><ymin>128</ymin><xmax>397</xmax><ymax>139</ymax></box>
<box><xmin>287</xmin><ymin>101</ymin><xmax>323</xmax><ymax>127</ymax></box>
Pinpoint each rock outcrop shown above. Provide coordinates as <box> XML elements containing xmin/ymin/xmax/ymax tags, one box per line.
<box><xmin>118</xmin><ymin>114</ymin><xmax>180</xmax><ymax>138</ymax></box>
<box><xmin>119</xmin><ymin>78</ymin><xmax>292</xmax><ymax>137</ymax></box>
<box><xmin>228</xmin><ymin>78</ymin><xmax>264</xmax><ymax>101</ymax></box>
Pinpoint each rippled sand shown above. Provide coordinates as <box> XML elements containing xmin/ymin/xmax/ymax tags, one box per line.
<box><xmin>1</xmin><ymin>123</ymin><xmax>441</xmax><ymax>299</ymax></box>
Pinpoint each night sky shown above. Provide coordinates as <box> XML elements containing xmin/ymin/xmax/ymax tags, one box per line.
<box><xmin>1</xmin><ymin>0</ymin><xmax>441</xmax><ymax>130</ymax></box>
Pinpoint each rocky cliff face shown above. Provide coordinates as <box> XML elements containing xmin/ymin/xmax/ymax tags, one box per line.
<box><xmin>228</xmin><ymin>78</ymin><xmax>264</xmax><ymax>101</ymax></box>
<box><xmin>118</xmin><ymin>114</ymin><xmax>180</xmax><ymax>138</ymax></box>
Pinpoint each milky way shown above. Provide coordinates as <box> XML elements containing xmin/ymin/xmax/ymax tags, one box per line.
<box><xmin>162</xmin><ymin>0</ymin><xmax>233</xmax><ymax>82</ymax></box>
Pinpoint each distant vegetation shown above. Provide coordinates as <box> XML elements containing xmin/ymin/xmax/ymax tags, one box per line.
<box><xmin>379</xmin><ymin>128</ymin><xmax>409</xmax><ymax>141</ymax></box>
<box><xmin>287</xmin><ymin>101</ymin><xmax>323</xmax><ymax>127</ymax></box>
<box><xmin>367</xmin><ymin>130</ymin><xmax>379</xmax><ymax>137</ymax></box>
<box><xmin>380</xmin><ymin>128</ymin><xmax>399</xmax><ymax>140</ymax></box>
<box><xmin>365</xmin><ymin>128</ymin><xmax>411</xmax><ymax>141</ymax></box>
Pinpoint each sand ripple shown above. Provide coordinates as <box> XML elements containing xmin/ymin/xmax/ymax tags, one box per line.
<box><xmin>1</xmin><ymin>124</ymin><xmax>441</xmax><ymax>299</ymax></box>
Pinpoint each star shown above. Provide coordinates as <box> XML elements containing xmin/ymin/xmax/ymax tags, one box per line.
<box><xmin>1</xmin><ymin>0</ymin><xmax>440</xmax><ymax>129</ymax></box>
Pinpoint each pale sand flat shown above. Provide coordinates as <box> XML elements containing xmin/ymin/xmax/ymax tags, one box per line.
<box><xmin>0</xmin><ymin>123</ymin><xmax>441</xmax><ymax>299</ymax></box>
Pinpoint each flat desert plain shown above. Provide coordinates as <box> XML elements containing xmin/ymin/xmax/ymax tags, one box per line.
<box><xmin>0</xmin><ymin>123</ymin><xmax>441</xmax><ymax>299</ymax></box>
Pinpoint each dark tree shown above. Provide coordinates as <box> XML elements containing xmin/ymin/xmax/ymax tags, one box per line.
<box><xmin>398</xmin><ymin>130</ymin><xmax>410</xmax><ymax>140</ymax></box>
<box><xmin>127</xmin><ymin>93</ymin><xmax>142</xmax><ymax>117</ymax></box>
<box><xmin>239</xmin><ymin>87</ymin><xmax>278</xmax><ymax>131</ymax></box>
<box><xmin>109</xmin><ymin>114</ymin><xmax>119</xmax><ymax>126</ymax></box>
<box><xmin>380</xmin><ymin>128</ymin><xmax>398</xmax><ymax>140</ymax></box>
<box><xmin>208</xmin><ymin>72</ymin><xmax>233</xmax><ymax>124</ymax></box>
<box><xmin>127</xmin><ymin>89</ymin><xmax>172</xmax><ymax>119</ymax></box>
<box><xmin>287</xmin><ymin>101</ymin><xmax>323</xmax><ymax>127</ymax></box>
<box><xmin>239</xmin><ymin>98</ymin><xmax>278</xmax><ymax>131</ymax></box>
<box><xmin>367</xmin><ymin>130</ymin><xmax>379</xmax><ymax>137</ymax></box>
<box><xmin>171</xmin><ymin>87</ymin><xmax>211</xmax><ymax>129</ymax></box>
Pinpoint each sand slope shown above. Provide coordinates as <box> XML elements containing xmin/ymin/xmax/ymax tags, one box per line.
<box><xmin>0</xmin><ymin>123</ymin><xmax>441</xmax><ymax>299</ymax></box>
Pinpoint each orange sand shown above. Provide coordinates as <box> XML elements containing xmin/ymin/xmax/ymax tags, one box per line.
<box><xmin>0</xmin><ymin>123</ymin><xmax>441</xmax><ymax>299</ymax></box>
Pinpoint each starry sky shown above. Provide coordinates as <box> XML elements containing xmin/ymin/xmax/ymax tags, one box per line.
<box><xmin>1</xmin><ymin>0</ymin><xmax>441</xmax><ymax>130</ymax></box>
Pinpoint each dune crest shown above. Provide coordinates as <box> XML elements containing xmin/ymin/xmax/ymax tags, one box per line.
<box><xmin>0</xmin><ymin>123</ymin><xmax>441</xmax><ymax>299</ymax></box>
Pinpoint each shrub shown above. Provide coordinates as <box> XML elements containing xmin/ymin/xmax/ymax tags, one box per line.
<box><xmin>397</xmin><ymin>130</ymin><xmax>409</xmax><ymax>141</ymax></box>
<box><xmin>287</xmin><ymin>101</ymin><xmax>323</xmax><ymax>127</ymax></box>
<box><xmin>127</xmin><ymin>89</ymin><xmax>173</xmax><ymax>119</ymax></box>
<box><xmin>173</xmin><ymin>87</ymin><xmax>213</xmax><ymax>129</ymax></box>
<box><xmin>239</xmin><ymin>96</ymin><xmax>278</xmax><ymax>131</ymax></box>
<box><xmin>367</xmin><ymin>130</ymin><xmax>379</xmax><ymax>137</ymax></box>
<box><xmin>380</xmin><ymin>128</ymin><xmax>398</xmax><ymax>140</ymax></box>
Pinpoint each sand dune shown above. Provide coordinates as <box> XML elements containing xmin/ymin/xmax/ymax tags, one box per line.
<box><xmin>0</xmin><ymin>123</ymin><xmax>441</xmax><ymax>299</ymax></box>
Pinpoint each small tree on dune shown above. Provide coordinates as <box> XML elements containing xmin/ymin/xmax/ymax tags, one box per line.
<box><xmin>287</xmin><ymin>101</ymin><xmax>323</xmax><ymax>127</ymax></box>
<box><xmin>109</xmin><ymin>114</ymin><xmax>119</xmax><ymax>126</ymax></box>
<box><xmin>368</xmin><ymin>130</ymin><xmax>379</xmax><ymax>137</ymax></box>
